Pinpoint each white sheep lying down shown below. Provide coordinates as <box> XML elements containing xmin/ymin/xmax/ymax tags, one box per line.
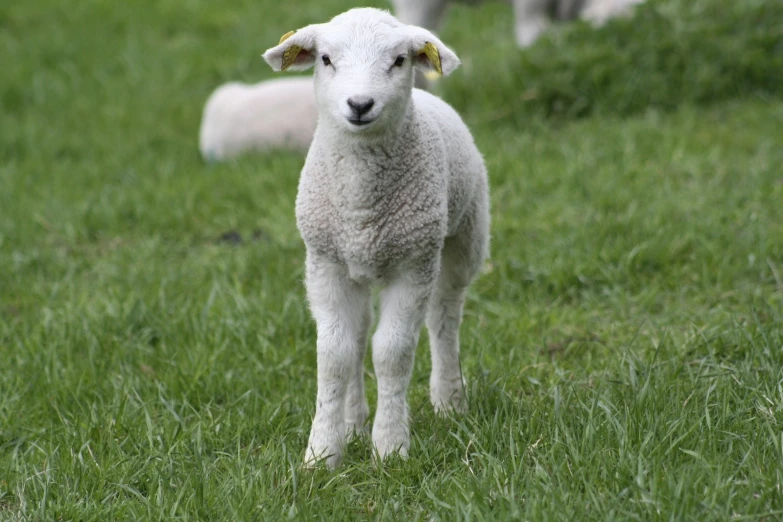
<box><xmin>198</xmin><ymin>78</ymin><xmax>317</xmax><ymax>161</ymax></box>
<box><xmin>263</xmin><ymin>7</ymin><xmax>490</xmax><ymax>468</ymax></box>
<box><xmin>392</xmin><ymin>0</ymin><xmax>646</xmax><ymax>48</ymax></box>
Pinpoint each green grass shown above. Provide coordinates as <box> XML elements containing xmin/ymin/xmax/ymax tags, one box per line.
<box><xmin>2</xmin><ymin>0</ymin><xmax>783</xmax><ymax>519</ymax></box>
<box><xmin>447</xmin><ymin>0</ymin><xmax>783</xmax><ymax>121</ymax></box>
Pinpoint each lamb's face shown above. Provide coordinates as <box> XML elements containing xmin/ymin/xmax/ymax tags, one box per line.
<box><xmin>263</xmin><ymin>8</ymin><xmax>460</xmax><ymax>136</ymax></box>
<box><xmin>313</xmin><ymin>21</ymin><xmax>415</xmax><ymax>133</ymax></box>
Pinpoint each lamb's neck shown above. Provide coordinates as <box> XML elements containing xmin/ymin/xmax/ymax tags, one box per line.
<box><xmin>320</xmin><ymin>111</ymin><xmax>419</xmax><ymax>210</ymax></box>
<box><xmin>322</xmin><ymin>109</ymin><xmax>413</xmax><ymax>165</ymax></box>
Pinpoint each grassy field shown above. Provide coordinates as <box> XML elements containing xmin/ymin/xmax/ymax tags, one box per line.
<box><xmin>2</xmin><ymin>0</ymin><xmax>783</xmax><ymax>519</ymax></box>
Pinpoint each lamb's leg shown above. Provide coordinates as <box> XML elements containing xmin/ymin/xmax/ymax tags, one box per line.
<box><xmin>427</xmin><ymin>275</ymin><xmax>469</xmax><ymax>414</ymax></box>
<box><xmin>344</xmin><ymin>304</ymin><xmax>372</xmax><ymax>439</ymax></box>
<box><xmin>304</xmin><ymin>258</ymin><xmax>370</xmax><ymax>469</ymax></box>
<box><xmin>513</xmin><ymin>0</ymin><xmax>553</xmax><ymax>47</ymax></box>
<box><xmin>428</xmin><ymin>197</ymin><xmax>490</xmax><ymax>414</ymax></box>
<box><xmin>371</xmin><ymin>273</ymin><xmax>435</xmax><ymax>460</ymax></box>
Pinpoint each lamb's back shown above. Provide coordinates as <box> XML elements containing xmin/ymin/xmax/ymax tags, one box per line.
<box><xmin>411</xmin><ymin>89</ymin><xmax>486</xmax><ymax>237</ymax></box>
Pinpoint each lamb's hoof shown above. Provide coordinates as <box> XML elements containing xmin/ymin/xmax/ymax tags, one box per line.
<box><xmin>302</xmin><ymin>451</ymin><xmax>342</xmax><ymax>470</ymax></box>
<box><xmin>373</xmin><ymin>440</ymin><xmax>409</xmax><ymax>462</ymax></box>
<box><xmin>344</xmin><ymin>403</ymin><xmax>370</xmax><ymax>442</ymax></box>
<box><xmin>345</xmin><ymin>421</ymin><xmax>370</xmax><ymax>442</ymax></box>
<box><xmin>303</xmin><ymin>441</ymin><xmax>343</xmax><ymax>470</ymax></box>
<box><xmin>372</xmin><ymin>428</ymin><xmax>410</xmax><ymax>462</ymax></box>
<box><xmin>430</xmin><ymin>377</ymin><xmax>468</xmax><ymax>415</ymax></box>
<box><xmin>432</xmin><ymin>396</ymin><xmax>467</xmax><ymax>415</ymax></box>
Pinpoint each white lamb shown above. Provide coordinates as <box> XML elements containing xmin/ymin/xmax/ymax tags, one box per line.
<box><xmin>263</xmin><ymin>7</ymin><xmax>490</xmax><ymax>468</ymax></box>
<box><xmin>198</xmin><ymin>78</ymin><xmax>317</xmax><ymax>161</ymax></box>
<box><xmin>392</xmin><ymin>0</ymin><xmax>646</xmax><ymax>48</ymax></box>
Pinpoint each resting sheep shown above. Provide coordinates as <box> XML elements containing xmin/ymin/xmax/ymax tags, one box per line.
<box><xmin>263</xmin><ymin>7</ymin><xmax>490</xmax><ymax>468</ymax></box>
<box><xmin>391</xmin><ymin>0</ymin><xmax>646</xmax><ymax>48</ymax></box>
<box><xmin>198</xmin><ymin>78</ymin><xmax>317</xmax><ymax>161</ymax></box>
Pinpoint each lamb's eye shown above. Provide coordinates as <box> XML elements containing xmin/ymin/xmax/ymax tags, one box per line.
<box><xmin>322</xmin><ymin>55</ymin><xmax>332</xmax><ymax>66</ymax></box>
<box><xmin>394</xmin><ymin>55</ymin><xmax>405</xmax><ymax>67</ymax></box>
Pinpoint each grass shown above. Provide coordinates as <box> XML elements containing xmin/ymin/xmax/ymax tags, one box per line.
<box><xmin>447</xmin><ymin>0</ymin><xmax>783</xmax><ymax>121</ymax></box>
<box><xmin>1</xmin><ymin>0</ymin><xmax>783</xmax><ymax>519</ymax></box>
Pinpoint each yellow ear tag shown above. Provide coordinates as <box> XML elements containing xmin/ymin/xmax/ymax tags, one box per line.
<box><xmin>278</xmin><ymin>30</ymin><xmax>303</xmax><ymax>71</ymax></box>
<box><xmin>279</xmin><ymin>30</ymin><xmax>296</xmax><ymax>44</ymax></box>
<box><xmin>419</xmin><ymin>41</ymin><xmax>442</xmax><ymax>75</ymax></box>
<box><xmin>281</xmin><ymin>44</ymin><xmax>304</xmax><ymax>71</ymax></box>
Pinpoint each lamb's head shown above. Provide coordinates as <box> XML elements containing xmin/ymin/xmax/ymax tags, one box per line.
<box><xmin>262</xmin><ymin>8</ymin><xmax>460</xmax><ymax>136</ymax></box>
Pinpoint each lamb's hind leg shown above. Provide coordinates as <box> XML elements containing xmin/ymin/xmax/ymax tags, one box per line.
<box><xmin>344</xmin><ymin>304</ymin><xmax>372</xmax><ymax>439</ymax></box>
<box><xmin>427</xmin><ymin>268</ymin><xmax>470</xmax><ymax>413</ymax></box>
<box><xmin>427</xmin><ymin>200</ymin><xmax>489</xmax><ymax>414</ymax></box>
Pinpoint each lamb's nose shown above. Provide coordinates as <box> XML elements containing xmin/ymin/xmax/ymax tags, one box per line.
<box><xmin>347</xmin><ymin>97</ymin><xmax>375</xmax><ymax>118</ymax></box>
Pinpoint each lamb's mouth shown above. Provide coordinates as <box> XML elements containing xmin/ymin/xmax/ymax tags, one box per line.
<box><xmin>347</xmin><ymin>117</ymin><xmax>375</xmax><ymax>127</ymax></box>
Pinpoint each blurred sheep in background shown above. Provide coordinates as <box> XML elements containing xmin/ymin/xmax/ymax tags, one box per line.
<box><xmin>199</xmin><ymin>78</ymin><xmax>316</xmax><ymax>161</ymax></box>
<box><xmin>392</xmin><ymin>0</ymin><xmax>645</xmax><ymax>47</ymax></box>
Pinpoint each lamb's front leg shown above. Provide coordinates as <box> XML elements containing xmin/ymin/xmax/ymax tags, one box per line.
<box><xmin>304</xmin><ymin>258</ymin><xmax>370</xmax><ymax>469</ymax></box>
<box><xmin>372</xmin><ymin>274</ymin><xmax>435</xmax><ymax>460</ymax></box>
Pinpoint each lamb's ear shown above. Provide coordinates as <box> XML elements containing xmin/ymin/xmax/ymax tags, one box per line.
<box><xmin>407</xmin><ymin>28</ymin><xmax>460</xmax><ymax>77</ymax></box>
<box><xmin>262</xmin><ymin>25</ymin><xmax>320</xmax><ymax>72</ymax></box>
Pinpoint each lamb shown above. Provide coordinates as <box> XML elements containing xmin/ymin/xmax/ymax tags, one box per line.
<box><xmin>391</xmin><ymin>0</ymin><xmax>646</xmax><ymax>48</ymax></box>
<box><xmin>262</xmin><ymin>7</ymin><xmax>490</xmax><ymax>468</ymax></box>
<box><xmin>198</xmin><ymin>78</ymin><xmax>317</xmax><ymax>161</ymax></box>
